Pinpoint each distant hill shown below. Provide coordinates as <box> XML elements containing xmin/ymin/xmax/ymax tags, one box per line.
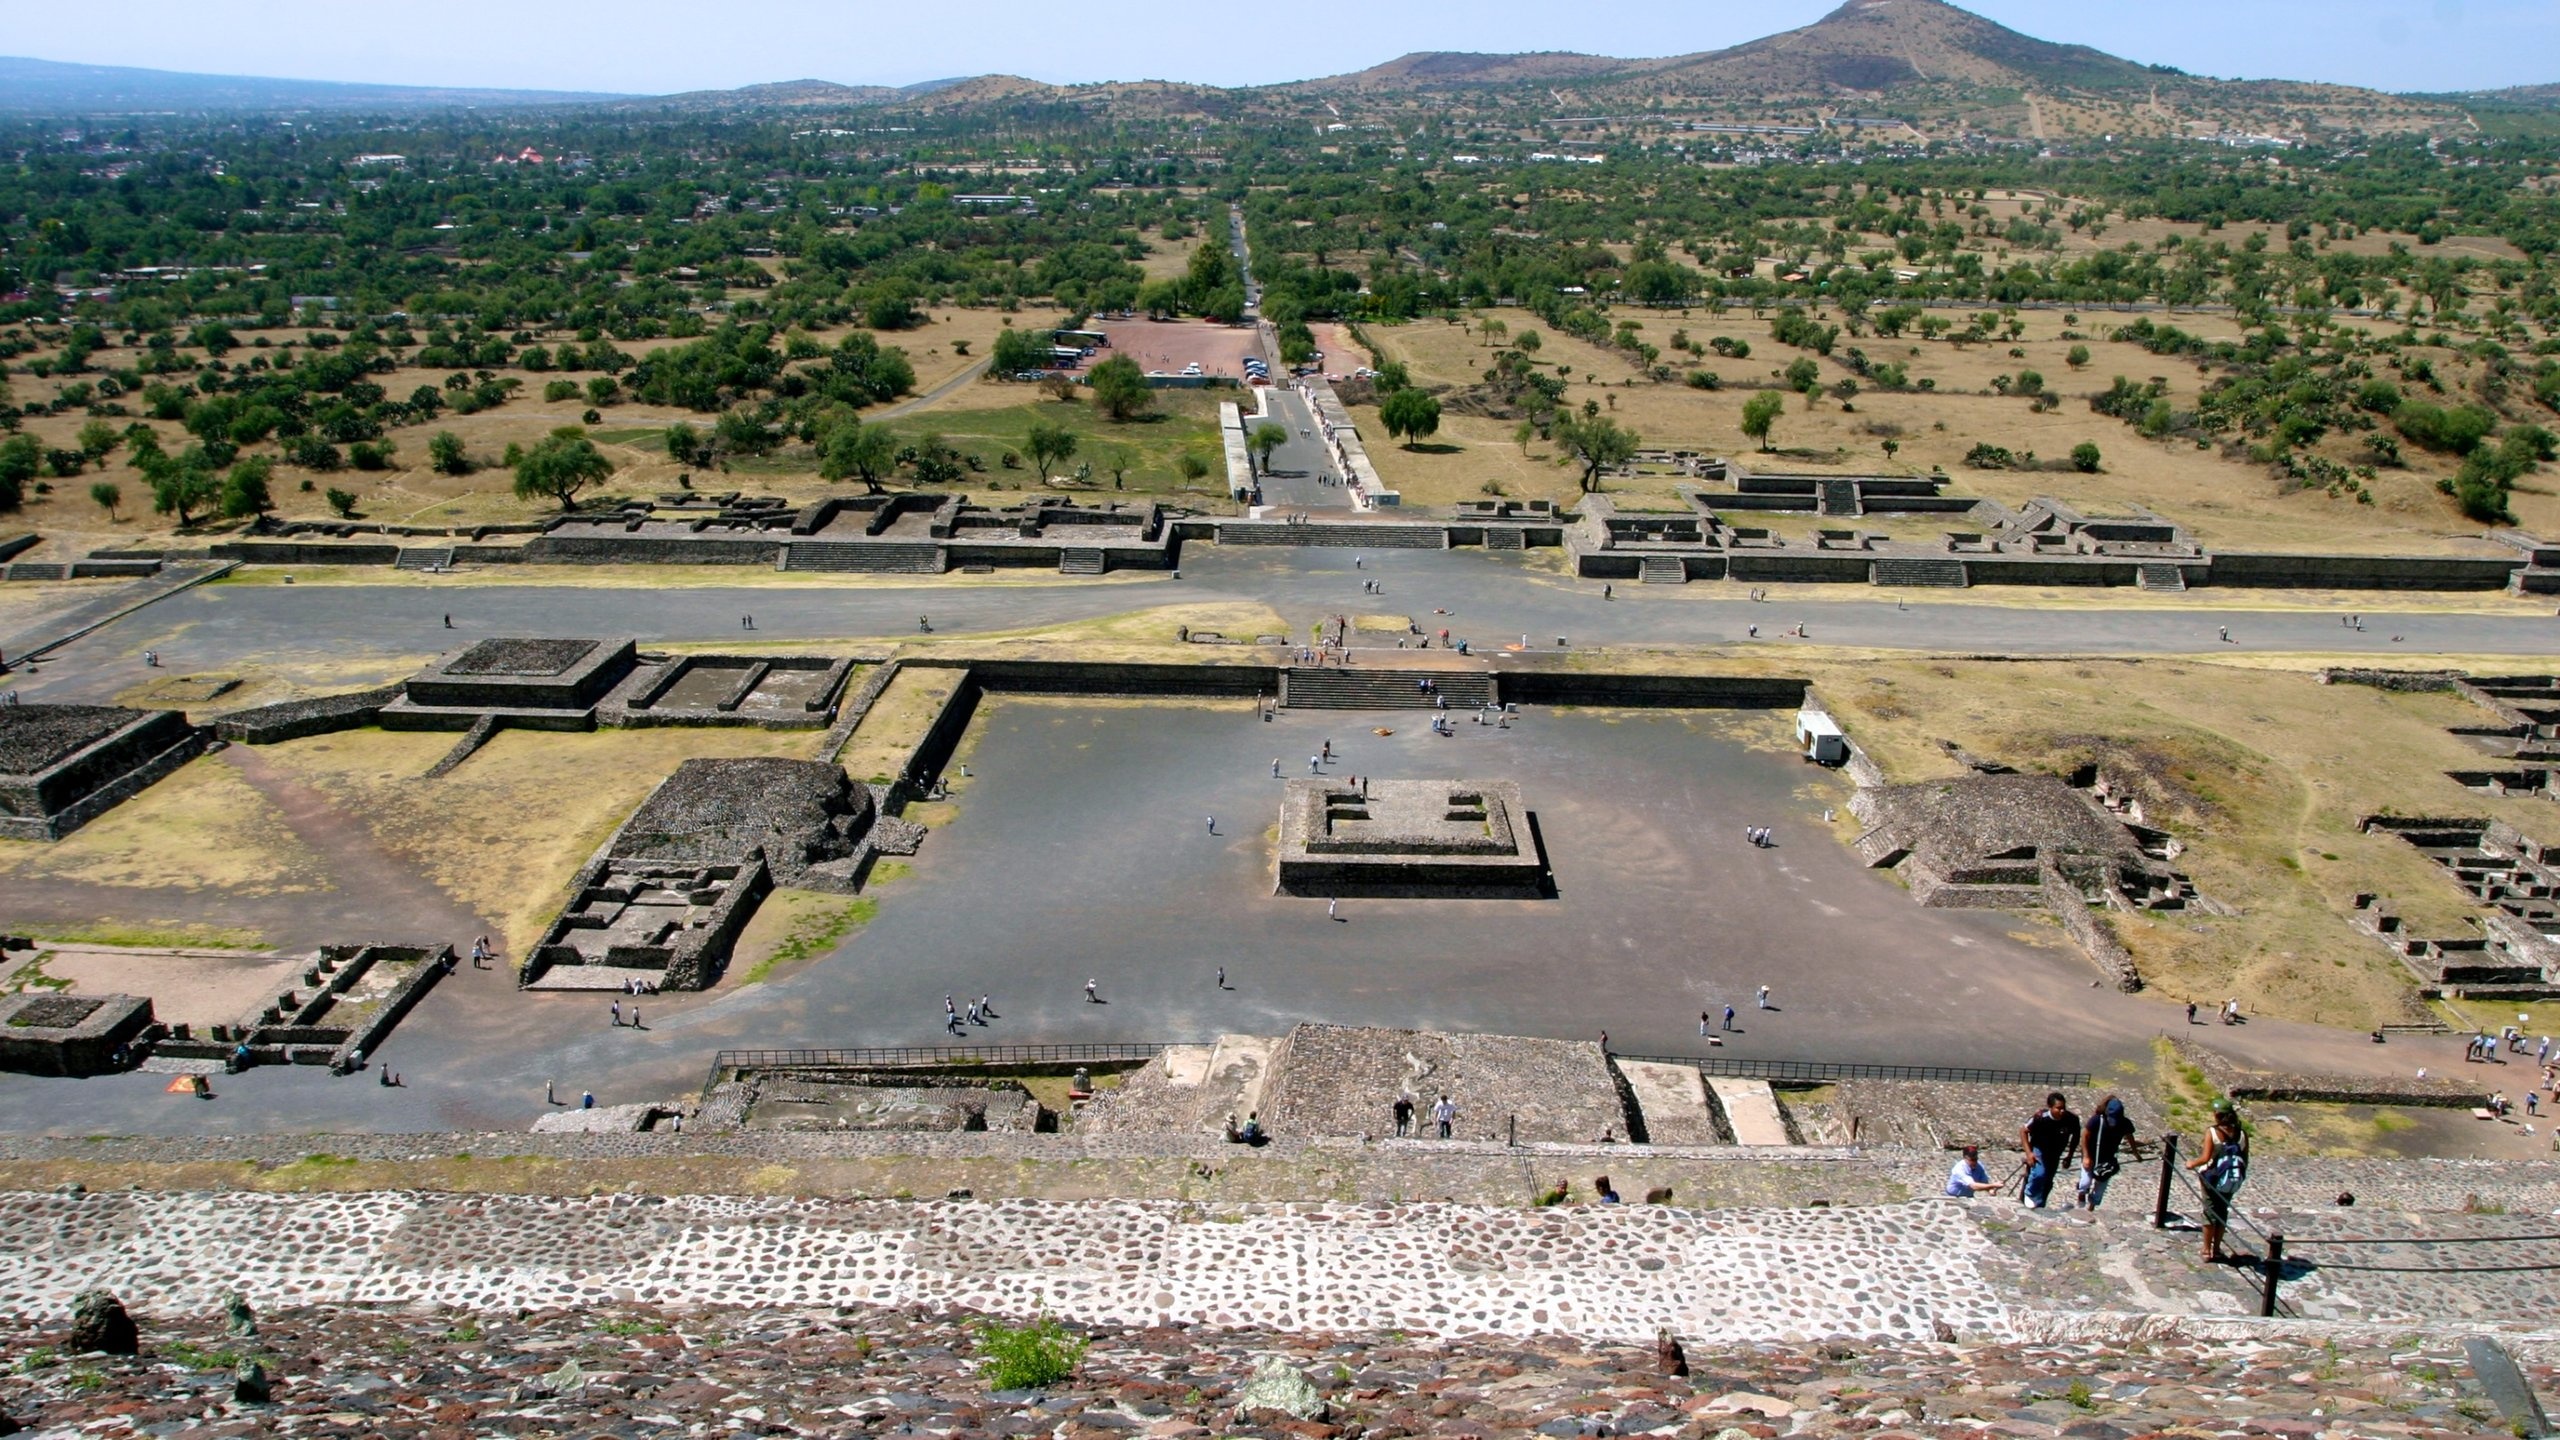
<box><xmin>1307</xmin><ymin>51</ymin><xmax>1637</xmax><ymax>91</ymax></box>
<box><xmin>0</xmin><ymin>55</ymin><xmax>624</xmax><ymax>113</ymax></box>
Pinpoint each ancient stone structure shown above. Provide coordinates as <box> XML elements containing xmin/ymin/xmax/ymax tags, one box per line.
<box><xmin>1851</xmin><ymin>772</ymin><xmax>2199</xmax><ymax>991</ymax></box>
<box><xmin>2356</xmin><ymin>817</ymin><xmax>2560</xmax><ymax>997</ymax></box>
<box><xmin>384</xmin><ymin>637</ymin><xmax>639</xmax><ymax>729</ymax></box>
<box><xmin>1275</xmin><ymin>778</ymin><xmax>1547</xmax><ymax>897</ymax></box>
<box><xmin>1256</xmin><ymin>1024</ymin><xmax>1627</xmax><ymax>1144</ymax></box>
<box><xmin>0</xmin><ymin>992</ymin><xmax>153</xmax><ymax>1076</ymax></box>
<box><xmin>0</xmin><ymin>703</ymin><xmax>205</xmax><ymax>840</ymax></box>
<box><xmin>523</xmin><ymin>758</ymin><xmax>885</xmax><ymax>991</ymax></box>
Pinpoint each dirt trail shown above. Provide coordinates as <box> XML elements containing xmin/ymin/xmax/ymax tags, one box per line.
<box><xmin>217</xmin><ymin>745</ymin><xmax>492</xmax><ymax>951</ymax></box>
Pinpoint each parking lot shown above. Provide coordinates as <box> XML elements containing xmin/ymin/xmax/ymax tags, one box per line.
<box><xmin>1074</xmin><ymin>317</ymin><xmax>1267</xmax><ymax>381</ymax></box>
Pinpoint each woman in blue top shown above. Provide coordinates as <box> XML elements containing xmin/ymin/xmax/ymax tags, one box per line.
<box><xmin>2187</xmin><ymin>1107</ymin><xmax>2250</xmax><ymax>1264</ymax></box>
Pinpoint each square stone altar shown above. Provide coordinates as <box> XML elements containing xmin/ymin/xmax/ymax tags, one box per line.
<box><xmin>0</xmin><ymin>703</ymin><xmax>206</xmax><ymax>840</ymax></box>
<box><xmin>1276</xmin><ymin>778</ymin><xmax>1548</xmax><ymax>898</ymax></box>
<box><xmin>398</xmin><ymin>637</ymin><xmax>638</xmax><ymax>714</ymax></box>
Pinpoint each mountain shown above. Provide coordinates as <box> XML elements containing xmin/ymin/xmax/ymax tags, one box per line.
<box><xmin>0</xmin><ymin>55</ymin><xmax>624</xmax><ymax>113</ymax></box>
<box><xmin>1308</xmin><ymin>52</ymin><xmax>1637</xmax><ymax>91</ymax></box>
<box><xmin>1640</xmin><ymin>0</ymin><xmax>2159</xmax><ymax>97</ymax></box>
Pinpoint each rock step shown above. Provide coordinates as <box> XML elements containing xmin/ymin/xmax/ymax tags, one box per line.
<box><xmin>1280</xmin><ymin>667</ymin><xmax>1495</xmax><ymax>710</ymax></box>
<box><xmin>1484</xmin><ymin>527</ymin><xmax>1525</xmax><ymax>551</ymax></box>
<box><xmin>393</xmin><ymin>547</ymin><xmax>454</xmax><ymax>571</ymax></box>
<box><xmin>1639</xmin><ymin>555</ymin><xmax>1689</xmax><ymax>585</ymax></box>
<box><xmin>1058</xmin><ymin>547</ymin><xmax>1107</xmax><ymax>576</ymax></box>
<box><xmin>783</xmin><ymin>541</ymin><xmax>948</xmax><ymax>574</ymax></box>
<box><xmin>1870</xmin><ymin>557</ymin><xmax>1968</xmax><ymax>588</ymax></box>
<box><xmin>2137</xmin><ymin>562</ymin><xmax>2189</xmax><ymax>592</ymax></box>
<box><xmin>1218</xmin><ymin>523</ymin><xmax>1445</xmax><ymax>549</ymax></box>
<box><xmin>1820</xmin><ymin>479</ymin><xmax>1862</xmax><ymax>518</ymax></box>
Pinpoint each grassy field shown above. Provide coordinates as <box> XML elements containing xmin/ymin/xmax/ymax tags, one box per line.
<box><xmin>862</xmin><ymin>389</ymin><xmax>1230</xmax><ymax>504</ymax></box>
<box><xmin>0</xmin><ymin>752</ymin><xmax>322</xmax><ymax>898</ymax></box>
<box><xmin>1355</xmin><ymin>304</ymin><xmax>2536</xmax><ymax>551</ymax></box>
<box><xmin>255</xmin><ymin>726</ymin><xmax>817</xmax><ymax>955</ymax></box>
<box><xmin>836</xmin><ymin>666</ymin><xmax>970</xmax><ymax>786</ymax></box>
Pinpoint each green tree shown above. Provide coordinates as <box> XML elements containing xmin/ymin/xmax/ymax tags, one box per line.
<box><xmin>1741</xmin><ymin>391</ymin><xmax>1786</xmax><ymax>451</ymax></box>
<box><xmin>2071</xmin><ymin>442</ymin><xmax>2103</xmax><ymax>473</ymax></box>
<box><xmin>512</xmin><ymin>427</ymin><xmax>613</xmax><ymax>511</ymax></box>
<box><xmin>1088</xmin><ymin>356</ymin><xmax>1154</xmax><ymax>422</ymax></box>
<box><xmin>714</xmin><ymin>408</ymin><xmax>778</xmax><ymax>457</ymax></box>
<box><xmin>1555</xmin><ymin>414</ymin><xmax>1639</xmax><ymax>493</ymax></box>
<box><xmin>76</xmin><ymin>419</ymin><xmax>120</xmax><ymax>463</ymax></box>
<box><xmin>144</xmin><ymin>448</ymin><xmax>218</xmax><ymax>526</ymax></box>
<box><xmin>1784</xmin><ymin>357</ymin><xmax>1822</xmax><ymax>394</ymax></box>
<box><xmin>1025</xmin><ymin>421</ymin><xmax>1079</xmax><ymax>483</ymax></box>
<box><xmin>1513</xmin><ymin>419</ymin><xmax>1538</xmax><ymax>454</ymax></box>
<box><xmin>820</xmin><ymin>420</ymin><xmax>900</xmax><ymax>493</ymax></box>
<box><xmin>0</xmin><ymin>434</ymin><xmax>38</xmax><ymax>511</ymax></box>
<box><xmin>324</xmin><ymin>486</ymin><xmax>360</xmax><ymax>517</ymax></box>
<box><xmin>427</xmin><ymin>431</ymin><xmax>472</xmax><ymax>476</ymax></box>
<box><xmin>88</xmin><ymin>480</ymin><xmax>121</xmax><ymax>520</ymax></box>
<box><xmin>1380</xmin><ymin>388</ymin><xmax>1443</xmax><ymax>449</ymax></box>
<box><xmin>1248</xmin><ymin>421</ymin><xmax>1287</xmax><ymax>476</ymax></box>
<box><xmin>1373</xmin><ymin>360</ymin><xmax>1412</xmax><ymax>393</ymax></box>
<box><xmin>218</xmin><ymin>456</ymin><xmax>274</xmax><ymax>519</ymax></box>
<box><xmin>2065</xmin><ymin>344</ymin><xmax>2093</xmax><ymax>370</ymax></box>
<box><xmin>1096</xmin><ymin>443</ymin><xmax>1135</xmax><ymax>490</ymax></box>
<box><xmin>990</xmin><ymin>326</ymin><xmax>1049</xmax><ymax>376</ymax></box>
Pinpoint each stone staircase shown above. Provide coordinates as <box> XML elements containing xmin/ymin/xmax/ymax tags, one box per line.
<box><xmin>782</xmin><ymin>541</ymin><xmax>948</xmax><ymax>574</ymax></box>
<box><xmin>1058</xmin><ymin>548</ymin><xmax>1107</xmax><ymax>576</ymax></box>
<box><xmin>1280</xmin><ymin>667</ymin><xmax>1495</xmax><ymax>710</ymax></box>
<box><xmin>1638</xmin><ymin>555</ymin><xmax>1689</xmax><ymax>585</ymax></box>
<box><xmin>1819</xmin><ymin>480</ymin><xmax>1862</xmax><ymax>518</ymax></box>
<box><xmin>1870</xmin><ymin>557</ymin><xmax>1968</xmax><ymax>588</ymax></box>
<box><xmin>1484</xmin><ymin>527</ymin><xmax>1525</xmax><ymax>551</ymax></box>
<box><xmin>1217</xmin><ymin>522</ymin><xmax>1445</xmax><ymax>549</ymax></box>
<box><xmin>394</xmin><ymin>546</ymin><xmax>454</xmax><ymax>572</ymax></box>
<box><xmin>2137</xmin><ymin>563</ymin><xmax>2189</xmax><ymax>592</ymax></box>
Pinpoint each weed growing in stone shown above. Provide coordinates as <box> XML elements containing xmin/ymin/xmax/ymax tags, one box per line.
<box><xmin>974</xmin><ymin>1316</ymin><xmax>1086</xmax><ymax>1390</ymax></box>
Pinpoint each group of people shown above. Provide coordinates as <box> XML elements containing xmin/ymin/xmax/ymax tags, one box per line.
<box><xmin>1743</xmin><ymin>825</ymin><xmax>1777</xmax><ymax>848</ymax></box>
<box><xmin>945</xmin><ymin>992</ymin><xmax>997</xmax><ymax>1031</ymax></box>
<box><xmin>1388</xmin><ymin>1093</ymin><xmax>1460</xmax><ymax>1139</ymax></box>
<box><xmin>2463</xmin><ymin>1025</ymin><xmax>2551</xmax><ymax>1064</ymax></box>
<box><xmin>1942</xmin><ymin>1091</ymin><xmax>2252</xmax><ymax>1264</ymax></box>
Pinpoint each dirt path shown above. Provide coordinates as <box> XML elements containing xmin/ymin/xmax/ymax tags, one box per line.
<box><xmin>875</xmin><ymin>356</ymin><xmax>993</xmax><ymax>420</ymax></box>
<box><xmin>215</xmin><ymin>745</ymin><xmax>492</xmax><ymax>951</ymax></box>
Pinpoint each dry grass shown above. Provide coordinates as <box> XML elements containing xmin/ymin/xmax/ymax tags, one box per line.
<box><xmin>1785</xmin><ymin>655</ymin><xmax>2551</xmax><ymax>1028</ymax></box>
<box><xmin>913</xmin><ymin>600</ymin><xmax>1290</xmax><ymax>664</ymax></box>
<box><xmin>0</xmin><ymin>752</ymin><xmax>323</xmax><ymax>896</ymax></box>
<box><xmin>836</xmin><ymin>666</ymin><xmax>970</xmax><ymax>785</ymax></box>
<box><xmin>256</xmin><ymin>726</ymin><xmax>814</xmax><ymax>955</ymax></box>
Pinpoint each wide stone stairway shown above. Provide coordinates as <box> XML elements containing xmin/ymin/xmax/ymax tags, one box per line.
<box><xmin>1280</xmin><ymin>667</ymin><xmax>1496</xmax><ymax>710</ymax></box>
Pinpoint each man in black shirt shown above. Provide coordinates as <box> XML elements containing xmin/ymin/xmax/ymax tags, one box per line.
<box><xmin>2078</xmin><ymin>1095</ymin><xmax>2136</xmax><ymax>1212</ymax></box>
<box><xmin>2020</xmin><ymin>1091</ymin><xmax>2081</xmax><ymax>1209</ymax></box>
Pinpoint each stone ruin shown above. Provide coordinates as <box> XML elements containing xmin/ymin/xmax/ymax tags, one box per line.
<box><xmin>1852</xmin><ymin>770</ymin><xmax>2203</xmax><ymax>991</ymax></box>
<box><xmin>1274</xmin><ymin>777</ymin><xmax>1548</xmax><ymax>897</ymax></box>
<box><xmin>383</xmin><ymin>636</ymin><xmax>638</xmax><ymax>730</ymax></box>
<box><xmin>0</xmin><ymin>703</ymin><xmax>206</xmax><ymax>840</ymax></box>
<box><xmin>0</xmin><ymin>991</ymin><xmax>153</xmax><ymax>1076</ymax></box>
<box><xmin>522</xmin><ymin>758</ymin><xmax>899</xmax><ymax>991</ymax></box>
<box><xmin>2354</xmin><ymin>817</ymin><xmax>2560</xmax><ymax>998</ymax></box>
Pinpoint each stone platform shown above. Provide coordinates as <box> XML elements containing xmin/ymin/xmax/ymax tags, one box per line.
<box><xmin>1275</xmin><ymin>777</ymin><xmax>1547</xmax><ymax>897</ymax></box>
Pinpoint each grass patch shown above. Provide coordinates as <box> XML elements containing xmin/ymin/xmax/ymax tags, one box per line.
<box><xmin>973</xmin><ymin>1316</ymin><xmax>1086</xmax><ymax>1390</ymax></box>
<box><xmin>158</xmin><ymin>1341</ymin><xmax>241</xmax><ymax>1372</ymax></box>
<box><xmin>0</xmin><ymin>754</ymin><xmax>323</xmax><ymax>899</ymax></box>
<box><xmin>879</xmin><ymin>390</ymin><xmax>1227</xmax><ymax>504</ymax></box>
<box><xmin>836</xmin><ymin>666</ymin><xmax>969</xmax><ymax>785</ymax></box>
<box><xmin>16</xmin><ymin>923</ymin><xmax>265</xmax><ymax>951</ymax></box>
<box><xmin>730</xmin><ymin>892</ymin><xmax>878</xmax><ymax>986</ymax></box>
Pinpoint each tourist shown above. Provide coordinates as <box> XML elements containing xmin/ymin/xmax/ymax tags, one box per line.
<box><xmin>2186</xmin><ymin>1000</ymin><xmax>2198</xmax><ymax>1026</ymax></box>
<box><xmin>2021</xmin><ymin>1092</ymin><xmax>2080</xmax><ymax>1209</ymax></box>
<box><xmin>443</xmin><ymin>614</ymin><xmax>453</xmax><ymax>629</ymax></box>
<box><xmin>1944</xmin><ymin>1145</ymin><xmax>1994</xmax><ymax>1197</ymax></box>
<box><xmin>1224</xmin><ymin>1113</ymin><xmax>1243</xmax><ymax>1143</ymax></box>
<box><xmin>1723</xmin><ymin>1004</ymin><xmax>1736</xmax><ymax>1031</ymax></box>
<box><xmin>1433</xmin><ymin>1093</ymin><xmax>1456</xmax><ymax>1139</ymax></box>
<box><xmin>1241</xmin><ymin>1112</ymin><xmax>1266</xmax><ymax>1145</ymax></box>
<box><xmin>1206</xmin><ymin>816</ymin><xmax>1216</xmax><ymax>835</ymax></box>
<box><xmin>1699</xmin><ymin>1010</ymin><xmax>1711</xmax><ymax>1037</ymax></box>
<box><xmin>1594</xmin><ymin>1175</ymin><xmax>1620</xmax><ymax>1204</ymax></box>
<box><xmin>610</xmin><ymin>999</ymin><xmax>622</xmax><ymax>1027</ymax></box>
<box><xmin>1392</xmin><ymin>1095</ymin><xmax>1413</xmax><ymax>1136</ymax></box>
<box><xmin>1327</xmin><ymin>898</ymin><xmax>1340</xmax><ymax>921</ymax></box>
<box><xmin>979</xmin><ymin>994</ymin><xmax>994</xmax><ymax>1020</ymax></box>
<box><xmin>1603</xmin><ymin>584</ymin><xmax>1613</xmax><ymax>600</ymax></box>
<box><xmin>1086</xmin><ymin>978</ymin><xmax>1101</xmax><ymax>1003</ymax></box>
<box><xmin>581</xmin><ymin>1091</ymin><xmax>595</xmax><ymax>1109</ymax></box>
<box><xmin>1757</xmin><ymin>985</ymin><xmax>1771</xmax><ymax>1010</ymax></box>
<box><xmin>2078</xmin><ymin>1096</ymin><xmax>2135</xmax><ymax>1211</ymax></box>
<box><xmin>2189</xmin><ymin>1106</ymin><xmax>2250</xmax><ymax>1263</ymax></box>
<box><xmin>629</xmin><ymin>1007</ymin><xmax>639</xmax><ymax>1030</ymax></box>
<box><xmin>2222</xmin><ymin>997</ymin><xmax>2241</xmax><ymax>1025</ymax></box>
<box><xmin>1309</xmin><ymin>756</ymin><xmax>1321</xmax><ymax>773</ymax></box>
<box><xmin>1272</xmin><ymin>758</ymin><xmax>1281</xmax><ymax>777</ymax></box>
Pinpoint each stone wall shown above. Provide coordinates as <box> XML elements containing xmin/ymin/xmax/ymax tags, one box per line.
<box><xmin>1499</xmin><ymin>671</ymin><xmax>1809</xmax><ymax>709</ymax></box>
<box><xmin>213</xmin><ymin>685</ymin><xmax>404</xmax><ymax>744</ymax></box>
<box><xmin>2208</xmin><ymin>553</ymin><xmax>2522</xmax><ymax>590</ymax></box>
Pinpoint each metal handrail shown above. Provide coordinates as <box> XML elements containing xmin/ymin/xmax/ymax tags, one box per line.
<box><xmin>1608</xmin><ymin>1053</ymin><xmax>2091</xmax><ymax>1087</ymax></box>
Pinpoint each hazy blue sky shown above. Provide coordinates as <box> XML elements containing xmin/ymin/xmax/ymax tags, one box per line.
<box><xmin>11</xmin><ymin>0</ymin><xmax>2557</xmax><ymax>95</ymax></box>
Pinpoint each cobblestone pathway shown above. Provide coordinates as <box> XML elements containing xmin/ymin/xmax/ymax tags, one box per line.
<box><xmin>0</xmin><ymin>1191</ymin><xmax>2010</xmax><ymax>1344</ymax></box>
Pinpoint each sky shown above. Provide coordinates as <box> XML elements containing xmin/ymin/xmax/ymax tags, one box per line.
<box><xmin>8</xmin><ymin>0</ymin><xmax>2558</xmax><ymax>96</ymax></box>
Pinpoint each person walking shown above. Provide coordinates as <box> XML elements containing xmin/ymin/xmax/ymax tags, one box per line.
<box><xmin>2021</xmin><ymin>1092</ymin><xmax>2080</xmax><ymax>1209</ymax></box>
<box><xmin>1327</xmin><ymin>897</ymin><xmax>1340</xmax><ymax>921</ymax></box>
<box><xmin>2186</xmin><ymin>1000</ymin><xmax>2198</xmax><ymax>1026</ymax></box>
<box><xmin>1433</xmin><ymin>1093</ymin><xmax>1456</xmax><ymax>1140</ymax></box>
<box><xmin>610</xmin><ymin>999</ymin><xmax>622</xmax><ymax>1028</ymax></box>
<box><xmin>2189</xmin><ymin>1106</ymin><xmax>2251</xmax><ymax>1263</ymax></box>
<box><xmin>1215</xmin><ymin>965</ymin><xmax>1227</xmax><ymax>989</ymax></box>
<box><xmin>1206</xmin><ymin>815</ymin><xmax>1217</xmax><ymax>835</ymax></box>
<box><xmin>1722</xmin><ymin>1004</ymin><xmax>1736</xmax><ymax>1031</ymax></box>
<box><xmin>1699</xmin><ymin>1010</ymin><xmax>1711</xmax><ymax>1037</ymax></box>
<box><xmin>1272</xmin><ymin>758</ymin><xmax>1282</xmax><ymax>777</ymax></box>
<box><xmin>1757</xmin><ymin>985</ymin><xmax>1771</xmax><ymax>1010</ymax></box>
<box><xmin>2078</xmin><ymin>1095</ymin><xmax>2135</xmax><ymax>1211</ymax></box>
<box><xmin>1085</xmin><ymin>977</ymin><xmax>1101</xmax><ymax>1003</ymax></box>
<box><xmin>1392</xmin><ymin>1095</ymin><xmax>1413</xmax><ymax>1137</ymax></box>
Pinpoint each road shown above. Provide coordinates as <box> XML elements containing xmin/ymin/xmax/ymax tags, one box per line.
<box><xmin>7</xmin><ymin>547</ymin><xmax>2558</xmax><ymax>710</ymax></box>
<box><xmin>1248</xmin><ymin>390</ymin><xmax>1352</xmax><ymax>510</ymax></box>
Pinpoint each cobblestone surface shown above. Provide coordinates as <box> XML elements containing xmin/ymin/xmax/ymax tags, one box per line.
<box><xmin>0</xmin><ymin>1192</ymin><xmax>2009</xmax><ymax>1344</ymax></box>
<box><xmin>0</xmin><ymin>1301</ymin><xmax>2531</xmax><ymax>1440</ymax></box>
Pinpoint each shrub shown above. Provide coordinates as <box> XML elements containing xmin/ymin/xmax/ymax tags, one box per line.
<box><xmin>1685</xmin><ymin>370</ymin><xmax>1720</xmax><ymax>390</ymax></box>
<box><xmin>2071</xmin><ymin>442</ymin><xmax>2103</xmax><ymax>473</ymax></box>
<box><xmin>324</xmin><ymin>487</ymin><xmax>359</xmax><ymax>517</ymax></box>
<box><xmin>1963</xmin><ymin>443</ymin><xmax>2016</xmax><ymax>470</ymax></box>
<box><xmin>974</xmin><ymin>1317</ymin><xmax>1085</xmax><ymax>1390</ymax></box>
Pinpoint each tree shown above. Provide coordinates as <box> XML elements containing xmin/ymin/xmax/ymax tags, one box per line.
<box><xmin>1741</xmin><ymin>391</ymin><xmax>1787</xmax><ymax>451</ymax></box>
<box><xmin>512</xmin><ymin>427</ymin><xmax>613</xmax><ymax>511</ymax></box>
<box><xmin>820</xmin><ymin>420</ymin><xmax>900</xmax><ymax>493</ymax></box>
<box><xmin>218</xmin><ymin>456</ymin><xmax>273</xmax><ymax>519</ymax></box>
<box><xmin>76</xmin><ymin>419</ymin><xmax>120</xmax><ymax>463</ymax></box>
<box><xmin>2071</xmin><ymin>442</ymin><xmax>2104</xmax><ymax>473</ymax></box>
<box><xmin>427</xmin><ymin>431</ymin><xmax>472</xmax><ymax>476</ymax></box>
<box><xmin>2066</xmin><ymin>344</ymin><xmax>2093</xmax><ymax>370</ymax></box>
<box><xmin>1513</xmin><ymin>419</ymin><xmax>1538</xmax><ymax>454</ymax></box>
<box><xmin>1096</xmin><ymin>443</ymin><xmax>1135</xmax><ymax>490</ymax></box>
<box><xmin>1555</xmin><ymin>415</ymin><xmax>1639</xmax><ymax>493</ymax></box>
<box><xmin>666</xmin><ymin>421</ymin><xmax>716</xmax><ymax>468</ymax></box>
<box><xmin>1380</xmin><ymin>388</ymin><xmax>1442</xmax><ymax>449</ymax></box>
<box><xmin>1784</xmin><ymin>357</ymin><xmax>1822</xmax><ymax>395</ymax></box>
<box><xmin>1248</xmin><ymin>421</ymin><xmax>1286</xmax><ymax>476</ymax></box>
<box><xmin>144</xmin><ymin>448</ymin><xmax>218</xmax><ymax>526</ymax></box>
<box><xmin>1516</xmin><ymin>331</ymin><xmax>1542</xmax><ymax>356</ymax></box>
<box><xmin>1088</xmin><ymin>356</ymin><xmax>1153</xmax><ymax>422</ymax></box>
<box><xmin>990</xmin><ymin>326</ymin><xmax>1049</xmax><ymax>376</ymax></box>
<box><xmin>324</xmin><ymin>486</ymin><xmax>360</xmax><ymax>518</ymax></box>
<box><xmin>0</xmin><ymin>434</ymin><xmax>37</xmax><ymax>511</ymax></box>
<box><xmin>88</xmin><ymin>480</ymin><xmax>121</xmax><ymax>520</ymax></box>
<box><xmin>1374</xmin><ymin>359</ymin><xmax>1412</xmax><ymax>393</ymax></box>
<box><xmin>714</xmin><ymin>408</ymin><xmax>778</xmax><ymax>457</ymax></box>
<box><xmin>1025</xmin><ymin>421</ymin><xmax>1079</xmax><ymax>483</ymax></box>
